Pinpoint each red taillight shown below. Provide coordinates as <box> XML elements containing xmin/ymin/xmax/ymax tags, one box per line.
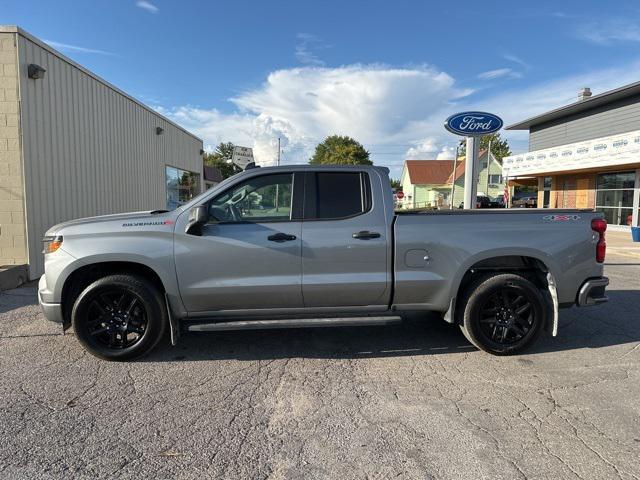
<box><xmin>591</xmin><ymin>218</ymin><xmax>607</xmax><ymax>263</ymax></box>
<box><xmin>591</xmin><ymin>218</ymin><xmax>607</xmax><ymax>233</ymax></box>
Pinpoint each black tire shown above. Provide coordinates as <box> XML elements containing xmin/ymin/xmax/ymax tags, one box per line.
<box><xmin>72</xmin><ymin>274</ymin><xmax>168</xmax><ymax>361</ymax></box>
<box><xmin>458</xmin><ymin>273</ymin><xmax>547</xmax><ymax>355</ymax></box>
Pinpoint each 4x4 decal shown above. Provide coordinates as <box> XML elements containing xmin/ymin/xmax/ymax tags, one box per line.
<box><xmin>542</xmin><ymin>214</ymin><xmax>580</xmax><ymax>221</ymax></box>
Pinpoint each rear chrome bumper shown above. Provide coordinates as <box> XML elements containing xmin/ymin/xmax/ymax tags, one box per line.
<box><xmin>577</xmin><ymin>277</ymin><xmax>609</xmax><ymax>307</ymax></box>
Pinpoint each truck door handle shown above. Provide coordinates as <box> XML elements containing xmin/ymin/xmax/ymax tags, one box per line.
<box><xmin>267</xmin><ymin>233</ymin><xmax>297</xmax><ymax>242</ymax></box>
<box><xmin>352</xmin><ymin>231</ymin><xmax>381</xmax><ymax>240</ymax></box>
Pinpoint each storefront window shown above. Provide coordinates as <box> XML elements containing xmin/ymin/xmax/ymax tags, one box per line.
<box><xmin>542</xmin><ymin>176</ymin><xmax>552</xmax><ymax>208</ymax></box>
<box><xmin>596</xmin><ymin>171</ymin><xmax>635</xmax><ymax>226</ymax></box>
<box><xmin>166</xmin><ymin>166</ymin><xmax>201</xmax><ymax>210</ymax></box>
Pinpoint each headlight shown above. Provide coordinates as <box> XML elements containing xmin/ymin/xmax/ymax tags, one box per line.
<box><xmin>43</xmin><ymin>235</ymin><xmax>63</xmax><ymax>254</ymax></box>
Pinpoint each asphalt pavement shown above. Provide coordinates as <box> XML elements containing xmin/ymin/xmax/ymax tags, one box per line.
<box><xmin>1</xmin><ymin>237</ymin><xmax>639</xmax><ymax>479</ymax></box>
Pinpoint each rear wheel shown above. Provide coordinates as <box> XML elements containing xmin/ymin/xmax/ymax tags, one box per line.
<box><xmin>459</xmin><ymin>273</ymin><xmax>546</xmax><ymax>355</ymax></box>
<box><xmin>72</xmin><ymin>274</ymin><xmax>167</xmax><ymax>361</ymax></box>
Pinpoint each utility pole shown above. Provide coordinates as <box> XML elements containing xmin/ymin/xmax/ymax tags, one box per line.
<box><xmin>486</xmin><ymin>140</ymin><xmax>492</xmax><ymax>195</ymax></box>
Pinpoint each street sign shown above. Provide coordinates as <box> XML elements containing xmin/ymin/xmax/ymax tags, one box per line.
<box><xmin>444</xmin><ymin>111</ymin><xmax>503</xmax><ymax>210</ymax></box>
<box><xmin>396</xmin><ymin>191</ymin><xmax>404</xmax><ymax>199</ymax></box>
<box><xmin>444</xmin><ymin>111</ymin><xmax>503</xmax><ymax>136</ymax></box>
<box><xmin>231</xmin><ymin>146</ymin><xmax>254</xmax><ymax>169</ymax></box>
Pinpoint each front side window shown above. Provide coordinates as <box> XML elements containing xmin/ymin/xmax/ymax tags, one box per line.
<box><xmin>310</xmin><ymin>172</ymin><xmax>370</xmax><ymax>220</ymax></box>
<box><xmin>209</xmin><ymin>173</ymin><xmax>293</xmax><ymax>223</ymax></box>
<box><xmin>488</xmin><ymin>174</ymin><xmax>502</xmax><ymax>184</ymax></box>
<box><xmin>166</xmin><ymin>166</ymin><xmax>200</xmax><ymax>210</ymax></box>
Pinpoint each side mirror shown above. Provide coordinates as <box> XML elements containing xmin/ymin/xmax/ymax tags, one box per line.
<box><xmin>185</xmin><ymin>205</ymin><xmax>209</xmax><ymax>235</ymax></box>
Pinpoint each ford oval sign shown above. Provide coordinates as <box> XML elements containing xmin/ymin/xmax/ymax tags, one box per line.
<box><xmin>444</xmin><ymin>111</ymin><xmax>503</xmax><ymax>136</ymax></box>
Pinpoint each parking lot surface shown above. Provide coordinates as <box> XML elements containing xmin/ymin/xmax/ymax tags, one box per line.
<box><xmin>1</xmin><ymin>235</ymin><xmax>640</xmax><ymax>479</ymax></box>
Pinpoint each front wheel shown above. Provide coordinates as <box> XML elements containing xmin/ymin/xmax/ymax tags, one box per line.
<box><xmin>458</xmin><ymin>273</ymin><xmax>547</xmax><ymax>355</ymax></box>
<box><xmin>72</xmin><ymin>274</ymin><xmax>168</xmax><ymax>361</ymax></box>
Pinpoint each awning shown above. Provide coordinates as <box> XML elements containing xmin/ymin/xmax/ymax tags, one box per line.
<box><xmin>508</xmin><ymin>177</ymin><xmax>537</xmax><ymax>187</ymax></box>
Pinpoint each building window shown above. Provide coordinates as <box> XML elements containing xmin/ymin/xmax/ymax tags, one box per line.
<box><xmin>488</xmin><ymin>174</ymin><xmax>502</xmax><ymax>184</ymax></box>
<box><xmin>596</xmin><ymin>171</ymin><xmax>635</xmax><ymax>226</ymax></box>
<box><xmin>542</xmin><ymin>176</ymin><xmax>552</xmax><ymax>208</ymax></box>
<box><xmin>166</xmin><ymin>166</ymin><xmax>201</xmax><ymax>210</ymax></box>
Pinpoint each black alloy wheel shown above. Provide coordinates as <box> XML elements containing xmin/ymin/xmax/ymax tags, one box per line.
<box><xmin>459</xmin><ymin>273</ymin><xmax>546</xmax><ymax>355</ymax></box>
<box><xmin>85</xmin><ymin>289</ymin><xmax>148</xmax><ymax>350</ymax></box>
<box><xmin>72</xmin><ymin>274</ymin><xmax>168</xmax><ymax>361</ymax></box>
<box><xmin>477</xmin><ymin>287</ymin><xmax>535</xmax><ymax>345</ymax></box>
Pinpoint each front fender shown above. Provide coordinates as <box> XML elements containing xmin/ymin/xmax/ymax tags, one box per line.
<box><xmin>51</xmin><ymin>232</ymin><xmax>186</xmax><ymax>319</ymax></box>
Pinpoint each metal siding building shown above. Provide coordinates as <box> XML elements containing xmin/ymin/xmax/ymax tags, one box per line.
<box><xmin>529</xmin><ymin>94</ymin><xmax>640</xmax><ymax>151</ymax></box>
<box><xmin>0</xmin><ymin>26</ymin><xmax>203</xmax><ymax>278</ymax></box>
<box><xmin>504</xmin><ymin>85</ymin><xmax>640</xmax><ymax>231</ymax></box>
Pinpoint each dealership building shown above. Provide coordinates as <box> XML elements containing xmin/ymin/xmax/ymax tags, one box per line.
<box><xmin>503</xmin><ymin>84</ymin><xmax>640</xmax><ymax>230</ymax></box>
<box><xmin>0</xmin><ymin>26</ymin><xmax>204</xmax><ymax>280</ymax></box>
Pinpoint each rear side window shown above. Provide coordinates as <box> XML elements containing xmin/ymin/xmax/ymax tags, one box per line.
<box><xmin>306</xmin><ymin>172</ymin><xmax>371</xmax><ymax>220</ymax></box>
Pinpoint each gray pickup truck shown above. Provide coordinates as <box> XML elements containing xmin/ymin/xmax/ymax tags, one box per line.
<box><xmin>38</xmin><ymin>165</ymin><xmax>609</xmax><ymax>360</ymax></box>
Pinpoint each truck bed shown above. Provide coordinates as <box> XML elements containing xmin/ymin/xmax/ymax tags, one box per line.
<box><xmin>396</xmin><ymin>208</ymin><xmax>595</xmax><ymax>215</ymax></box>
<box><xmin>392</xmin><ymin>208</ymin><xmax>603</xmax><ymax>312</ymax></box>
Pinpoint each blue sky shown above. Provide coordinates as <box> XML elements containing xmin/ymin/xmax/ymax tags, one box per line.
<box><xmin>5</xmin><ymin>0</ymin><xmax>640</xmax><ymax>177</ymax></box>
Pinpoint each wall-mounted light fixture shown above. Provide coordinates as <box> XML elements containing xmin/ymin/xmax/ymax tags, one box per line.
<box><xmin>156</xmin><ymin>127</ymin><xmax>164</xmax><ymax>135</ymax></box>
<box><xmin>199</xmin><ymin>149</ymin><xmax>205</xmax><ymax>155</ymax></box>
<box><xmin>28</xmin><ymin>64</ymin><xmax>46</xmax><ymax>80</ymax></box>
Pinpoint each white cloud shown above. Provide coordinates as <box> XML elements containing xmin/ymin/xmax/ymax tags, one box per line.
<box><xmin>136</xmin><ymin>1</ymin><xmax>159</xmax><ymax>13</ymax></box>
<box><xmin>576</xmin><ymin>19</ymin><xmax>640</xmax><ymax>45</ymax></box>
<box><xmin>161</xmin><ymin>64</ymin><xmax>470</xmax><ymax>176</ymax></box>
<box><xmin>295</xmin><ymin>33</ymin><xmax>326</xmax><ymax>66</ymax></box>
<box><xmin>502</xmin><ymin>53</ymin><xmax>531</xmax><ymax>70</ymax></box>
<box><xmin>43</xmin><ymin>40</ymin><xmax>115</xmax><ymax>56</ymax></box>
<box><xmin>405</xmin><ymin>139</ymin><xmax>456</xmax><ymax>160</ymax></box>
<box><xmin>478</xmin><ymin>68</ymin><xmax>522</xmax><ymax>80</ymax></box>
<box><xmin>159</xmin><ymin>59</ymin><xmax>640</xmax><ymax>178</ymax></box>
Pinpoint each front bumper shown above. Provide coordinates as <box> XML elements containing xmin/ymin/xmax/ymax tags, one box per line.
<box><xmin>38</xmin><ymin>275</ymin><xmax>64</xmax><ymax>324</ymax></box>
<box><xmin>577</xmin><ymin>277</ymin><xmax>609</xmax><ymax>307</ymax></box>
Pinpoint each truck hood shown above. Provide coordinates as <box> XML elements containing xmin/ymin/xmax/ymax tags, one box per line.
<box><xmin>45</xmin><ymin>210</ymin><xmax>177</xmax><ymax>236</ymax></box>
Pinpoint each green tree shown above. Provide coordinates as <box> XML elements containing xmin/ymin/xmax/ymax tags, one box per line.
<box><xmin>309</xmin><ymin>135</ymin><xmax>372</xmax><ymax>165</ymax></box>
<box><xmin>458</xmin><ymin>133</ymin><xmax>511</xmax><ymax>162</ymax></box>
<box><xmin>390</xmin><ymin>178</ymin><xmax>401</xmax><ymax>190</ymax></box>
<box><xmin>203</xmin><ymin>142</ymin><xmax>239</xmax><ymax>179</ymax></box>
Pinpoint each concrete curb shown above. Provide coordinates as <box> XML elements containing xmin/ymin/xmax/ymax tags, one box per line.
<box><xmin>0</xmin><ymin>264</ymin><xmax>28</xmax><ymax>291</ymax></box>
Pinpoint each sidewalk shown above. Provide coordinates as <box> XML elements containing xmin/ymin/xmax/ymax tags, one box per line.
<box><xmin>606</xmin><ymin>229</ymin><xmax>640</xmax><ymax>260</ymax></box>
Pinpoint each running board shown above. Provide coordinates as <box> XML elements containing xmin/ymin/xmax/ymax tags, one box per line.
<box><xmin>186</xmin><ymin>316</ymin><xmax>403</xmax><ymax>332</ymax></box>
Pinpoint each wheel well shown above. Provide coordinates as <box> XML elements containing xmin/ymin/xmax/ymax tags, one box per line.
<box><xmin>61</xmin><ymin>262</ymin><xmax>166</xmax><ymax>324</ymax></box>
<box><xmin>448</xmin><ymin>256</ymin><xmax>550</xmax><ymax>324</ymax></box>
<box><xmin>460</xmin><ymin>256</ymin><xmax>549</xmax><ymax>289</ymax></box>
